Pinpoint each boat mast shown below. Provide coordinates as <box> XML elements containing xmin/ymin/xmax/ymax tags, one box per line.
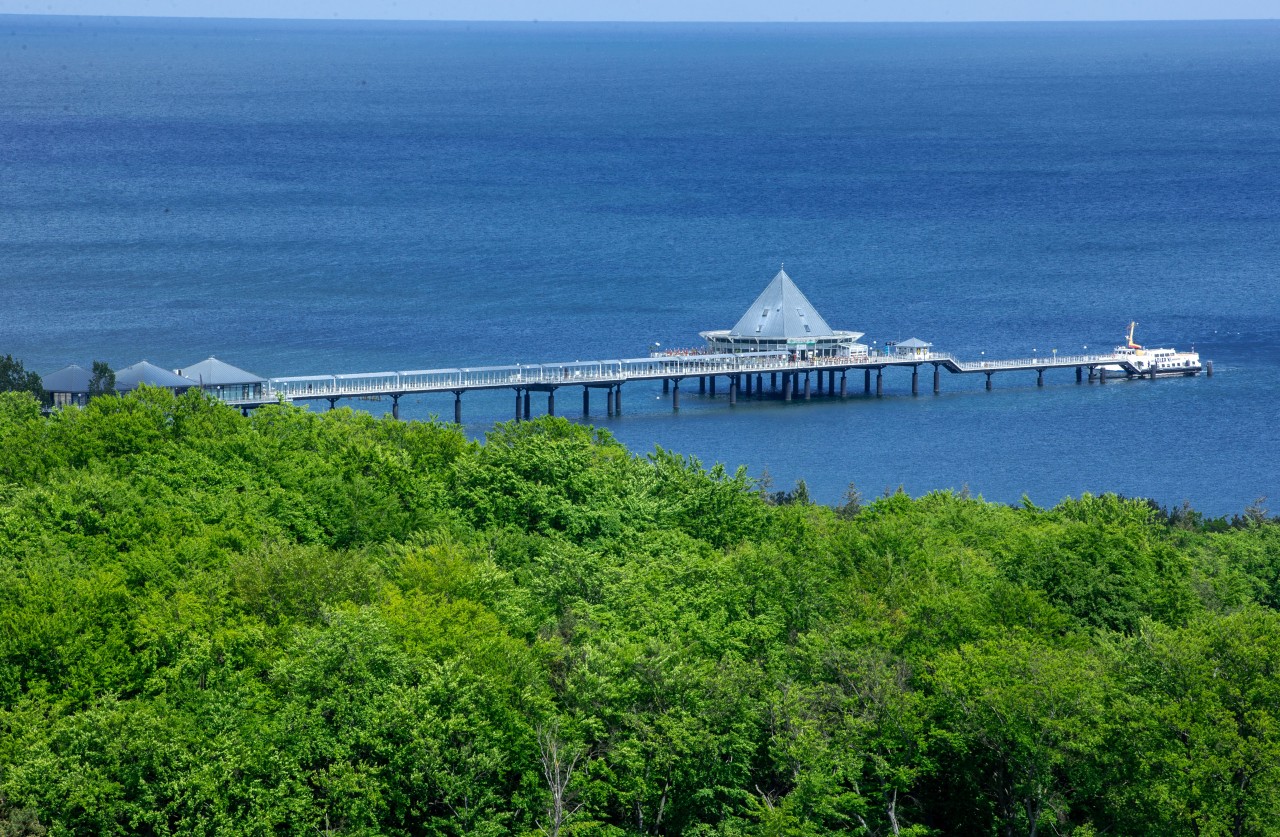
<box><xmin>1126</xmin><ymin>321</ymin><xmax>1143</xmax><ymax>350</ymax></box>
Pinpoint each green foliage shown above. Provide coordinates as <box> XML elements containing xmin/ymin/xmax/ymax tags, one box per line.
<box><xmin>0</xmin><ymin>392</ymin><xmax>41</xmax><ymax>426</ymax></box>
<box><xmin>87</xmin><ymin>361</ymin><xmax>115</xmax><ymax>398</ymax></box>
<box><xmin>995</xmin><ymin>494</ymin><xmax>1199</xmax><ymax>632</ymax></box>
<box><xmin>0</xmin><ymin>357</ymin><xmax>41</xmax><ymax>400</ymax></box>
<box><xmin>930</xmin><ymin>638</ymin><xmax>1110</xmax><ymax>836</ymax></box>
<box><xmin>0</xmin><ymin>392</ymin><xmax>1276</xmax><ymax>835</ymax></box>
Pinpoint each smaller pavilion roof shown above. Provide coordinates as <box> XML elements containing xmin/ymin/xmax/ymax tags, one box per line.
<box><xmin>897</xmin><ymin>338</ymin><xmax>932</xmax><ymax>349</ymax></box>
<box><xmin>41</xmin><ymin>364</ymin><xmax>92</xmax><ymax>394</ymax></box>
<box><xmin>115</xmin><ymin>361</ymin><xmax>199</xmax><ymax>392</ymax></box>
<box><xmin>176</xmin><ymin>357</ymin><xmax>266</xmax><ymax>386</ymax></box>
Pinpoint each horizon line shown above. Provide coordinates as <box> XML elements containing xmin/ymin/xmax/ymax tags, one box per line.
<box><xmin>3</xmin><ymin>12</ymin><xmax>1278</xmax><ymax>24</ymax></box>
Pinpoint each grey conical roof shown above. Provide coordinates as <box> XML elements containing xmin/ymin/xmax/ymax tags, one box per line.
<box><xmin>176</xmin><ymin>357</ymin><xmax>265</xmax><ymax>386</ymax></box>
<box><xmin>729</xmin><ymin>269</ymin><xmax>835</xmax><ymax>339</ymax></box>
<box><xmin>40</xmin><ymin>364</ymin><xmax>93</xmax><ymax>393</ymax></box>
<box><xmin>115</xmin><ymin>360</ymin><xmax>198</xmax><ymax>392</ymax></box>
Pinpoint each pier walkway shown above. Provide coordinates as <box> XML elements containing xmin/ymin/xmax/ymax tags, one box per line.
<box><xmin>217</xmin><ymin>349</ymin><xmax>1169</xmax><ymax>421</ymax></box>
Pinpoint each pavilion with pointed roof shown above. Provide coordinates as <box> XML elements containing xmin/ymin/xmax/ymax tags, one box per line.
<box><xmin>175</xmin><ymin>357</ymin><xmax>266</xmax><ymax>402</ymax></box>
<box><xmin>699</xmin><ymin>268</ymin><xmax>866</xmax><ymax>359</ymax></box>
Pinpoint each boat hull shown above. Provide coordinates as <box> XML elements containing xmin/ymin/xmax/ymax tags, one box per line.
<box><xmin>1099</xmin><ymin>364</ymin><xmax>1201</xmax><ymax>378</ymax></box>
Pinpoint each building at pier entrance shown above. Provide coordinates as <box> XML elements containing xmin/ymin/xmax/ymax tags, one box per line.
<box><xmin>114</xmin><ymin>361</ymin><xmax>199</xmax><ymax>394</ymax></box>
<box><xmin>40</xmin><ymin>364</ymin><xmax>93</xmax><ymax>407</ymax></box>
<box><xmin>699</xmin><ymin>268</ymin><xmax>867</xmax><ymax>359</ymax></box>
<box><xmin>176</xmin><ymin>357</ymin><xmax>267</xmax><ymax>403</ymax></box>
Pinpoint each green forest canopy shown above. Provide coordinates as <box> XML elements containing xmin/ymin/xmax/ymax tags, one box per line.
<box><xmin>0</xmin><ymin>387</ymin><xmax>1276</xmax><ymax>836</ymax></box>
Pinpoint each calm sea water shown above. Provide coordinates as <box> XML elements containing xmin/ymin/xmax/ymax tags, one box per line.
<box><xmin>3</xmin><ymin>16</ymin><xmax>1278</xmax><ymax>515</ymax></box>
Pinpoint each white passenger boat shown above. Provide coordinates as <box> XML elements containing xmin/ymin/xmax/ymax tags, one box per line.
<box><xmin>1102</xmin><ymin>322</ymin><xmax>1201</xmax><ymax>377</ymax></box>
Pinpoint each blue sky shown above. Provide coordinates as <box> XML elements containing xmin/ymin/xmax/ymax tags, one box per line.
<box><xmin>1</xmin><ymin>1</ymin><xmax>1276</xmax><ymax>21</ymax></box>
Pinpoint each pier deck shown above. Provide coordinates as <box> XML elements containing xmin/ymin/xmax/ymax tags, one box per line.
<box><xmin>213</xmin><ymin>349</ymin><xmax>1185</xmax><ymax>420</ymax></box>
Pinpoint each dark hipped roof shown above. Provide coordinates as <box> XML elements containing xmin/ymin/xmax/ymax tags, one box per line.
<box><xmin>729</xmin><ymin>268</ymin><xmax>836</xmax><ymax>339</ymax></box>
<box><xmin>176</xmin><ymin>357</ymin><xmax>266</xmax><ymax>386</ymax></box>
<box><xmin>40</xmin><ymin>364</ymin><xmax>93</xmax><ymax>393</ymax></box>
<box><xmin>115</xmin><ymin>360</ymin><xmax>198</xmax><ymax>392</ymax></box>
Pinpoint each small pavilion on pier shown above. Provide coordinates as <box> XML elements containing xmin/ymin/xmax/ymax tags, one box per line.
<box><xmin>893</xmin><ymin>338</ymin><xmax>933</xmax><ymax>359</ymax></box>
<box><xmin>699</xmin><ymin>268</ymin><xmax>866</xmax><ymax>359</ymax></box>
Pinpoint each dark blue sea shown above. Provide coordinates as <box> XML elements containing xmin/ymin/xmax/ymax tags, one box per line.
<box><xmin>3</xmin><ymin>16</ymin><xmax>1278</xmax><ymax>516</ymax></box>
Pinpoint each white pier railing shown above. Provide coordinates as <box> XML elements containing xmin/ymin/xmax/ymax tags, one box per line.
<box><xmin>217</xmin><ymin>350</ymin><xmax>1137</xmax><ymax>407</ymax></box>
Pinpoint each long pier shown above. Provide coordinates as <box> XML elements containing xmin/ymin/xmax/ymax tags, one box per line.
<box><xmin>219</xmin><ymin>349</ymin><xmax>1197</xmax><ymax>422</ymax></box>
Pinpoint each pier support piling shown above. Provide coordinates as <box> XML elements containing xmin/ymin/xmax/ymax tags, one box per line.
<box><xmin>1099</xmin><ymin>367</ymin><xmax>1108</xmax><ymax>384</ymax></box>
<box><xmin>804</xmin><ymin>373</ymin><xmax>812</xmax><ymax>400</ymax></box>
<box><xmin>985</xmin><ymin>373</ymin><xmax>993</xmax><ymax>391</ymax></box>
<box><xmin>933</xmin><ymin>364</ymin><xmax>941</xmax><ymax>394</ymax></box>
<box><xmin>756</xmin><ymin>373</ymin><xmax>763</xmax><ymax>396</ymax></box>
<box><xmin>327</xmin><ymin>398</ymin><xmax>338</xmax><ymax>411</ymax></box>
<box><xmin>672</xmin><ymin>379</ymin><xmax>680</xmax><ymax>411</ymax></box>
<box><xmin>815</xmin><ymin>371</ymin><xmax>823</xmax><ymax>395</ymax></box>
<box><xmin>744</xmin><ymin>373</ymin><xmax>752</xmax><ymax>396</ymax></box>
<box><xmin>662</xmin><ymin>378</ymin><xmax>669</xmax><ymax>395</ymax></box>
<box><xmin>729</xmin><ymin>377</ymin><xmax>738</xmax><ymax>406</ymax></box>
<box><xmin>523</xmin><ymin>390</ymin><xmax>531</xmax><ymax>420</ymax></box>
<box><xmin>1206</xmin><ymin>361</ymin><xmax>1213</xmax><ymax>378</ymax></box>
<box><xmin>840</xmin><ymin>372</ymin><xmax>847</xmax><ymax>398</ymax></box>
<box><xmin>583</xmin><ymin>387</ymin><xmax>590</xmax><ymax>416</ymax></box>
<box><xmin>699</xmin><ymin>377</ymin><xmax>706</xmax><ymax>394</ymax></box>
<box><xmin>454</xmin><ymin>392</ymin><xmax>462</xmax><ymax>424</ymax></box>
<box><xmin>391</xmin><ymin>394</ymin><xmax>400</xmax><ymax>420</ymax></box>
<box><xmin>771</xmin><ymin>372</ymin><xmax>777</xmax><ymax>391</ymax></box>
<box><xmin>1037</xmin><ymin>369</ymin><xmax>1044</xmax><ymax>387</ymax></box>
<box><xmin>710</xmin><ymin>376</ymin><xmax>717</xmax><ymax>397</ymax></box>
<box><xmin>864</xmin><ymin>368</ymin><xmax>872</xmax><ymax>395</ymax></box>
<box><xmin>876</xmin><ymin>369</ymin><xmax>883</xmax><ymax>397</ymax></box>
<box><xmin>607</xmin><ymin>386</ymin><xmax>615</xmax><ymax>416</ymax></box>
<box><xmin>1076</xmin><ymin>366</ymin><xmax>1083</xmax><ymax>384</ymax></box>
<box><xmin>515</xmin><ymin>390</ymin><xmax>523</xmax><ymax>421</ymax></box>
<box><xmin>783</xmin><ymin>373</ymin><xmax>792</xmax><ymax>401</ymax></box>
<box><xmin>911</xmin><ymin>366</ymin><xmax>919</xmax><ymax>396</ymax></box>
<box><xmin>615</xmin><ymin>385</ymin><xmax>623</xmax><ymax>415</ymax></box>
<box><xmin>547</xmin><ymin>390</ymin><xmax>555</xmax><ymax>415</ymax></box>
